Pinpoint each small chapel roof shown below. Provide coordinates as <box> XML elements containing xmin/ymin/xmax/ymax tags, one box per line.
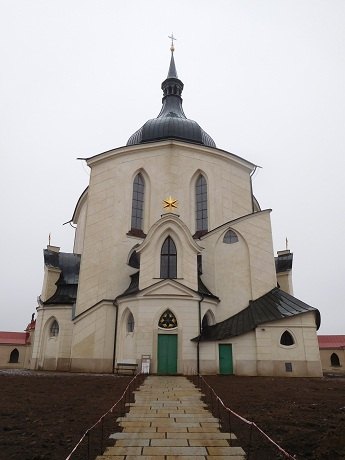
<box><xmin>192</xmin><ymin>287</ymin><xmax>320</xmax><ymax>342</ymax></box>
<box><xmin>43</xmin><ymin>249</ymin><xmax>80</xmax><ymax>305</ymax></box>
<box><xmin>127</xmin><ymin>43</ymin><xmax>216</xmax><ymax>148</ymax></box>
<box><xmin>275</xmin><ymin>250</ymin><xmax>293</xmax><ymax>273</ymax></box>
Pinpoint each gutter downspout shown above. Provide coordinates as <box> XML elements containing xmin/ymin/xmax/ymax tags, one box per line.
<box><xmin>250</xmin><ymin>166</ymin><xmax>257</xmax><ymax>213</ymax></box>
<box><xmin>112</xmin><ymin>300</ymin><xmax>119</xmax><ymax>373</ymax></box>
<box><xmin>197</xmin><ymin>294</ymin><xmax>204</xmax><ymax>375</ymax></box>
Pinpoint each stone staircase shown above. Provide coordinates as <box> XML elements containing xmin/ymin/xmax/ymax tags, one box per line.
<box><xmin>96</xmin><ymin>375</ymin><xmax>245</xmax><ymax>459</ymax></box>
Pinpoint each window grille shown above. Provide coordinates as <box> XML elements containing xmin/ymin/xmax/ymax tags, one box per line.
<box><xmin>158</xmin><ymin>309</ymin><xmax>177</xmax><ymax>329</ymax></box>
<box><xmin>285</xmin><ymin>362</ymin><xmax>293</xmax><ymax>372</ymax></box>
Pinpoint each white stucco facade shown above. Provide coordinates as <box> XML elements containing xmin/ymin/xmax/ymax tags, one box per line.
<box><xmin>30</xmin><ymin>52</ymin><xmax>322</xmax><ymax>377</ymax></box>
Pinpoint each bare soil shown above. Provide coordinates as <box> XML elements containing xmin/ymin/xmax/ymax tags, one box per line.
<box><xmin>204</xmin><ymin>374</ymin><xmax>345</xmax><ymax>460</ymax></box>
<box><xmin>0</xmin><ymin>370</ymin><xmax>344</xmax><ymax>460</ymax></box>
<box><xmin>0</xmin><ymin>370</ymin><xmax>131</xmax><ymax>460</ymax></box>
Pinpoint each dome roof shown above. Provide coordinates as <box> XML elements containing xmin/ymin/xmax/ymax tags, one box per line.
<box><xmin>127</xmin><ymin>48</ymin><xmax>216</xmax><ymax>148</ymax></box>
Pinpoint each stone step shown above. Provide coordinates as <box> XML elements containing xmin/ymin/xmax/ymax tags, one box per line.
<box><xmin>110</xmin><ymin>430</ymin><xmax>236</xmax><ymax>441</ymax></box>
<box><xmin>96</xmin><ymin>375</ymin><xmax>245</xmax><ymax>459</ymax></box>
<box><xmin>116</xmin><ymin>415</ymin><xmax>218</xmax><ymax>422</ymax></box>
<box><xmin>96</xmin><ymin>456</ymin><xmax>245</xmax><ymax>460</ymax></box>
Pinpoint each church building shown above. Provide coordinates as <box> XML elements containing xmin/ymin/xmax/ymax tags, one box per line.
<box><xmin>30</xmin><ymin>44</ymin><xmax>322</xmax><ymax>377</ymax></box>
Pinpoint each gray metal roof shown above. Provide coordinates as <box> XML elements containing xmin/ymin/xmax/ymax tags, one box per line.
<box><xmin>118</xmin><ymin>271</ymin><xmax>217</xmax><ymax>300</ymax></box>
<box><xmin>167</xmin><ymin>51</ymin><xmax>178</xmax><ymax>79</ymax></box>
<box><xmin>275</xmin><ymin>252</ymin><xmax>293</xmax><ymax>273</ymax></box>
<box><xmin>120</xmin><ymin>271</ymin><xmax>140</xmax><ymax>297</ymax></box>
<box><xmin>198</xmin><ymin>277</ymin><xmax>219</xmax><ymax>300</ymax></box>
<box><xmin>43</xmin><ymin>250</ymin><xmax>80</xmax><ymax>305</ymax></box>
<box><xmin>193</xmin><ymin>288</ymin><xmax>320</xmax><ymax>342</ymax></box>
<box><xmin>127</xmin><ymin>50</ymin><xmax>216</xmax><ymax>148</ymax></box>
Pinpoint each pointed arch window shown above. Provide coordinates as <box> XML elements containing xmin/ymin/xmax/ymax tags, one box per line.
<box><xmin>280</xmin><ymin>330</ymin><xmax>294</xmax><ymax>346</ymax></box>
<box><xmin>202</xmin><ymin>311</ymin><xmax>215</xmax><ymax>331</ymax></box>
<box><xmin>195</xmin><ymin>174</ymin><xmax>208</xmax><ymax>234</ymax></box>
<box><xmin>160</xmin><ymin>236</ymin><xmax>177</xmax><ymax>279</ymax></box>
<box><xmin>131</xmin><ymin>173</ymin><xmax>145</xmax><ymax>232</ymax></box>
<box><xmin>158</xmin><ymin>309</ymin><xmax>177</xmax><ymax>329</ymax></box>
<box><xmin>202</xmin><ymin>314</ymin><xmax>209</xmax><ymax>330</ymax></box>
<box><xmin>9</xmin><ymin>348</ymin><xmax>19</xmax><ymax>363</ymax></box>
<box><xmin>50</xmin><ymin>320</ymin><xmax>59</xmax><ymax>337</ymax></box>
<box><xmin>331</xmin><ymin>353</ymin><xmax>340</xmax><ymax>367</ymax></box>
<box><xmin>127</xmin><ymin>312</ymin><xmax>135</xmax><ymax>333</ymax></box>
<box><xmin>223</xmin><ymin>230</ymin><xmax>239</xmax><ymax>244</ymax></box>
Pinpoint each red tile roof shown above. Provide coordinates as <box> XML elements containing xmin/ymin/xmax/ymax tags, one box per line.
<box><xmin>318</xmin><ymin>335</ymin><xmax>345</xmax><ymax>349</ymax></box>
<box><xmin>0</xmin><ymin>332</ymin><xmax>29</xmax><ymax>345</ymax></box>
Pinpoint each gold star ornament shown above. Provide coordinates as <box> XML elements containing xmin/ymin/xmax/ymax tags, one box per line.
<box><xmin>163</xmin><ymin>196</ymin><xmax>178</xmax><ymax>212</ymax></box>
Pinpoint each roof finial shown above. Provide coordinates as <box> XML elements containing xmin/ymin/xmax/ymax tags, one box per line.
<box><xmin>166</xmin><ymin>34</ymin><xmax>178</xmax><ymax>79</ymax></box>
<box><xmin>168</xmin><ymin>33</ymin><xmax>176</xmax><ymax>52</ymax></box>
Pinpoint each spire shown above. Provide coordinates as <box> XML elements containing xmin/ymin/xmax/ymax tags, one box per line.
<box><xmin>161</xmin><ymin>35</ymin><xmax>184</xmax><ymax>105</ymax></box>
<box><xmin>126</xmin><ymin>35</ymin><xmax>216</xmax><ymax>148</ymax></box>
<box><xmin>167</xmin><ymin>51</ymin><xmax>178</xmax><ymax>79</ymax></box>
<box><xmin>167</xmin><ymin>33</ymin><xmax>178</xmax><ymax>79</ymax></box>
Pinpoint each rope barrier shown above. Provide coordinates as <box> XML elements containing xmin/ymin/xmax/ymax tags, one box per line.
<box><xmin>65</xmin><ymin>372</ymin><xmax>142</xmax><ymax>460</ymax></box>
<box><xmin>66</xmin><ymin>372</ymin><xmax>296</xmax><ymax>460</ymax></box>
<box><xmin>195</xmin><ymin>374</ymin><xmax>296</xmax><ymax>460</ymax></box>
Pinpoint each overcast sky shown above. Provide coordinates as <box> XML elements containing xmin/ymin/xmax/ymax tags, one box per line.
<box><xmin>1</xmin><ymin>1</ymin><xmax>344</xmax><ymax>334</ymax></box>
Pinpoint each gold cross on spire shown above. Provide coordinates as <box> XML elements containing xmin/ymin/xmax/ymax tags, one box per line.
<box><xmin>168</xmin><ymin>33</ymin><xmax>177</xmax><ymax>52</ymax></box>
<box><xmin>163</xmin><ymin>196</ymin><xmax>178</xmax><ymax>212</ymax></box>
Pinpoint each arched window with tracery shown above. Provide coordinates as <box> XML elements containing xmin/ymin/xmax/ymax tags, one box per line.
<box><xmin>331</xmin><ymin>353</ymin><xmax>340</xmax><ymax>367</ymax></box>
<box><xmin>131</xmin><ymin>173</ymin><xmax>145</xmax><ymax>233</ymax></box>
<box><xmin>9</xmin><ymin>348</ymin><xmax>19</xmax><ymax>363</ymax></box>
<box><xmin>280</xmin><ymin>330</ymin><xmax>294</xmax><ymax>346</ymax></box>
<box><xmin>50</xmin><ymin>320</ymin><xmax>59</xmax><ymax>337</ymax></box>
<box><xmin>195</xmin><ymin>174</ymin><xmax>208</xmax><ymax>235</ymax></box>
<box><xmin>158</xmin><ymin>309</ymin><xmax>178</xmax><ymax>329</ymax></box>
<box><xmin>160</xmin><ymin>236</ymin><xmax>177</xmax><ymax>279</ymax></box>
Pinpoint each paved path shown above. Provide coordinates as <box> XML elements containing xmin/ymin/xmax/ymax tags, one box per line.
<box><xmin>96</xmin><ymin>375</ymin><xmax>245</xmax><ymax>459</ymax></box>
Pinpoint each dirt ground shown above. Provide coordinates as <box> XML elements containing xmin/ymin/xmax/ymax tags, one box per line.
<box><xmin>204</xmin><ymin>374</ymin><xmax>345</xmax><ymax>460</ymax></box>
<box><xmin>0</xmin><ymin>370</ymin><xmax>132</xmax><ymax>460</ymax></box>
<box><xmin>0</xmin><ymin>370</ymin><xmax>344</xmax><ymax>460</ymax></box>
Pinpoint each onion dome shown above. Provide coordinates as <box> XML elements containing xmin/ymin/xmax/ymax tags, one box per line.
<box><xmin>127</xmin><ymin>45</ymin><xmax>216</xmax><ymax>148</ymax></box>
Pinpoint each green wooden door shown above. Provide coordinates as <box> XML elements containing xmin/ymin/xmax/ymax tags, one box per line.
<box><xmin>157</xmin><ymin>334</ymin><xmax>177</xmax><ymax>374</ymax></box>
<box><xmin>219</xmin><ymin>344</ymin><xmax>233</xmax><ymax>374</ymax></box>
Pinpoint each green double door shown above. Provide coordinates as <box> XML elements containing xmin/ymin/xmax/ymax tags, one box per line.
<box><xmin>157</xmin><ymin>334</ymin><xmax>177</xmax><ymax>374</ymax></box>
<box><xmin>219</xmin><ymin>344</ymin><xmax>233</xmax><ymax>374</ymax></box>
